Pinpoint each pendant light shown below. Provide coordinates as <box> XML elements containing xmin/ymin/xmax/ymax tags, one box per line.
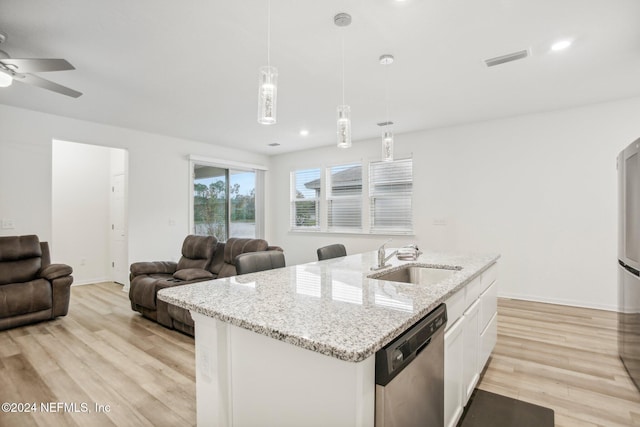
<box><xmin>380</xmin><ymin>54</ymin><xmax>394</xmax><ymax>161</ymax></box>
<box><xmin>335</xmin><ymin>13</ymin><xmax>352</xmax><ymax>148</ymax></box>
<box><xmin>258</xmin><ymin>0</ymin><xmax>277</xmax><ymax>125</ymax></box>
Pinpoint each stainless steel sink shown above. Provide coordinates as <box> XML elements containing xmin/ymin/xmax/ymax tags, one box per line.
<box><xmin>374</xmin><ymin>266</ymin><xmax>459</xmax><ymax>285</ymax></box>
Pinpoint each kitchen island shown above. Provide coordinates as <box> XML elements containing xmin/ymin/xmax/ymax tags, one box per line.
<box><xmin>159</xmin><ymin>250</ymin><xmax>499</xmax><ymax>427</ymax></box>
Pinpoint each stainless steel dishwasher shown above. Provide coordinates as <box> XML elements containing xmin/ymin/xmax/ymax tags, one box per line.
<box><xmin>375</xmin><ymin>303</ymin><xmax>447</xmax><ymax>427</ymax></box>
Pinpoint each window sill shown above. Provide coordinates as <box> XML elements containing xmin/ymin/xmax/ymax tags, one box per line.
<box><xmin>288</xmin><ymin>229</ymin><xmax>415</xmax><ymax>237</ymax></box>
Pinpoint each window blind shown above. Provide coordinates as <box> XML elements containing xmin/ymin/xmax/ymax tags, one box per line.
<box><xmin>369</xmin><ymin>158</ymin><xmax>413</xmax><ymax>234</ymax></box>
<box><xmin>326</xmin><ymin>163</ymin><xmax>362</xmax><ymax>231</ymax></box>
<box><xmin>290</xmin><ymin>168</ymin><xmax>321</xmax><ymax>229</ymax></box>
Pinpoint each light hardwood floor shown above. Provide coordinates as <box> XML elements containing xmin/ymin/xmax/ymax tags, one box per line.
<box><xmin>0</xmin><ymin>282</ymin><xmax>196</xmax><ymax>427</ymax></box>
<box><xmin>478</xmin><ymin>298</ymin><xmax>640</xmax><ymax>427</ymax></box>
<box><xmin>1</xmin><ymin>283</ymin><xmax>639</xmax><ymax>426</ymax></box>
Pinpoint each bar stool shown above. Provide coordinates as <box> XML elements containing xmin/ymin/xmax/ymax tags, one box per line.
<box><xmin>316</xmin><ymin>244</ymin><xmax>347</xmax><ymax>261</ymax></box>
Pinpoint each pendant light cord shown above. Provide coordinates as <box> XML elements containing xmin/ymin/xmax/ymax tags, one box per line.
<box><xmin>385</xmin><ymin>61</ymin><xmax>389</xmax><ymax>125</ymax></box>
<box><xmin>341</xmin><ymin>35</ymin><xmax>345</xmax><ymax>105</ymax></box>
<box><xmin>267</xmin><ymin>0</ymin><xmax>271</xmax><ymax>67</ymax></box>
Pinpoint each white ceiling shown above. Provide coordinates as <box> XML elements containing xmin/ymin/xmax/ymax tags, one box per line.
<box><xmin>1</xmin><ymin>0</ymin><xmax>640</xmax><ymax>155</ymax></box>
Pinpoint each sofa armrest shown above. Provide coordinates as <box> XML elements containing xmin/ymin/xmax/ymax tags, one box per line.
<box><xmin>39</xmin><ymin>263</ymin><xmax>73</xmax><ymax>281</ymax></box>
<box><xmin>173</xmin><ymin>268</ymin><xmax>214</xmax><ymax>282</ymax></box>
<box><xmin>130</xmin><ymin>261</ymin><xmax>177</xmax><ymax>277</ymax></box>
<box><xmin>267</xmin><ymin>245</ymin><xmax>284</xmax><ymax>252</ymax></box>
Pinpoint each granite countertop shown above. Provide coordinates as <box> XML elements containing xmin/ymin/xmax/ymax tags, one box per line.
<box><xmin>158</xmin><ymin>250</ymin><xmax>499</xmax><ymax>362</ymax></box>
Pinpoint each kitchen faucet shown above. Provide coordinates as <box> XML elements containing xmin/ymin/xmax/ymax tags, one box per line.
<box><xmin>371</xmin><ymin>239</ymin><xmax>397</xmax><ymax>270</ymax></box>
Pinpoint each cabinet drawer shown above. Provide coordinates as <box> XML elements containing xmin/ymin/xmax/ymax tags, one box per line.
<box><xmin>479</xmin><ymin>280</ymin><xmax>498</xmax><ymax>332</ymax></box>
<box><xmin>465</xmin><ymin>276</ymin><xmax>482</xmax><ymax>307</ymax></box>
<box><xmin>480</xmin><ymin>263</ymin><xmax>498</xmax><ymax>294</ymax></box>
<box><xmin>444</xmin><ymin>289</ymin><xmax>465</xmax><ymax>330</ymax></box>
<box><xmin>479</xmin><ymin>312</ymin><xmax>497</xmax><ymax>371</ymax></box>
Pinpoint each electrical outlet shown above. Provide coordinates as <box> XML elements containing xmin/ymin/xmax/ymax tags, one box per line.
<box><xmin>198</xmin><ymin>345</ymin><xmax>212</xmax><ymax>380</ymax></box>
<box><xmin>1</xmin><ymin>219</ymin><xmax>15</xmax><ymax>229</ymax></box>
<box><xmin>433</xmin><ymin>218</ymin><xmax>447</xmax><ymax>226</ymax></box>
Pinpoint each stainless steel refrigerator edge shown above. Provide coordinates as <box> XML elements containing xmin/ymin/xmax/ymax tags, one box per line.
<box><xmin>618</xmin><ymin>137</ymin><xmax>640</xmax><ymax>391</ymax></box>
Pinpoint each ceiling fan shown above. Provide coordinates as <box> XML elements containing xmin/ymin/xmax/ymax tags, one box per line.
<box><xmin>0</xmin><ymin>31</ymin><xmax>82</xmax><ymax>98</ymax></box>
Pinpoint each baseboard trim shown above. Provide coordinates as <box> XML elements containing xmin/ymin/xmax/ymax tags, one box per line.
<box><xmin>497</xmin><ymin>292</ymin><xmax>618</xmax><ymax>312</ymax></box>
<box><xmin>71</xmin><ymin>277</ymin><xmax>111</xmax><ymax>286</ymax></box>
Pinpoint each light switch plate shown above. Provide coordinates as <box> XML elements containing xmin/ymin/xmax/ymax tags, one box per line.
<box><xmin>433</xmin><ymin>218</ymin><xmax>447</xmax><ymax>226</ymax></box>
<box><xmin>1</xmin><ymin>219</ymin><xmax>15</xmax><ymax>229</ymax></box>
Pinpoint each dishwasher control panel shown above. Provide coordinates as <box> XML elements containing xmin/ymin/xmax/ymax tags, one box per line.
<box><xmin>375</xmin><ymin>304</ymin><xmax>447</xmax><ymax>386</ymax></box>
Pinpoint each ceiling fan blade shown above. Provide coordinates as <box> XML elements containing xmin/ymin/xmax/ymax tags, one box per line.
<box><xmin>13</xmin><ymin>73</ymin><xmax>82</xmax><ymax>98</ymax></box>
<box><xmin>0</xmin><ymin>58</ymin><xmax>75</xmax><ymax>73</ymax></box>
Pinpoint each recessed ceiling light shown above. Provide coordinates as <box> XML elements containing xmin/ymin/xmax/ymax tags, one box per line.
<box><xmin>299</xmin><ymin>129</ymin><xmax>309</xmax><ymax>136</ymax></box>
<box><xmin>551</xmin><ymin>39</ymin><xmax>572</xmax><ymax>51</ymax></box>
<box><xmin>268</xmin><ymin>142</ymin><xmax>280</xmax><ymax>147</ymax></box>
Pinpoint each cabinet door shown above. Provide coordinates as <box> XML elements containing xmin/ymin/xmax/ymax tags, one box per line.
<box><xmin>479</xmin><ymin>312</ymin><xmax>497</xmax><ymax>371</ymax></box>
<box><xmin>444</xmin><ymin>317</ymin><xmax>464</xmax><ymax>427</ymax></box>
<box><xmin>462</xmin><ymin>299</ymin><xmax>480</xmax><ymax>403</ymax></box>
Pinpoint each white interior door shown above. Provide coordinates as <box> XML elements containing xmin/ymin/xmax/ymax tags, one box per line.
<box><xmin>111</xmin><ymin>173</ymin><xmax>128</xmax><ymax>287</ymax></box>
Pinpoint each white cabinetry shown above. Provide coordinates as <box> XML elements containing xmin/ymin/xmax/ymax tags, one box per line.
<box><xmin>462</xmin><ymin>299</ymin><xmax>480</xmax><ymax>401</ymax></box>
<box><xmin>444</xmin><ymin>318</ymin><xmax>464</xmax><ymax>427</ymax></box>
<box><xmin>444</xmin><ymin>263</ymin><xmax>498</xmax><ymax>427</ymax></box>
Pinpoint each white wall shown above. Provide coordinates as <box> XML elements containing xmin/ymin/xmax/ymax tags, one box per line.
<box><xmin>267</xmin><ymin>96</ymin><xmax>640</xmax><ymax>310</ymax></box>
<box><xmin>0</xmin><ymin>104</ymin><xmax>269</xmax><ymax>270</ymax></box>
<box><xmin>52</xmin><ymin>140</ymin><xmax>112</xmax><ymax>284</ymax></box>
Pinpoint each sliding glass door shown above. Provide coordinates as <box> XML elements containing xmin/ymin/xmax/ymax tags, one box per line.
<box><xmin>193</xmin><ymin>164</ymin><xmax>256</xmax><ymax>241</ymax></box>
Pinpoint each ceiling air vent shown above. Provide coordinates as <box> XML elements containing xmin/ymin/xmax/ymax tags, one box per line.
<box><xmin>484</xmin><ymin>49</ymin><xmax>529</xmax><ymax>67</ymax></box>
<box><xmin>377</xmin><ymin>121</ymin><xmax>394</xmax><ymax>127</ymax></box>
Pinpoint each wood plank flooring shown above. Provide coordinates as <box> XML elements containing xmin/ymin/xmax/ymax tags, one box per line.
<box><xmin>0</xmin><ymin>282</ymin><xmax>196</xmax><ymax>427</ymax></box>
<box><xmin>0</xmin><ymin>283</ymin><xmax>639</xmax><ymax>426</ymax></box>
<box><xmin>478</xmin><ymin>298</ymin><xmax>640</xmax><ymax>427</ymax></box>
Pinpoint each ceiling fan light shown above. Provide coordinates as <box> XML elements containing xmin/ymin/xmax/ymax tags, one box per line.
<box><xmin>0</xmin><ymin>72</ymin><xmax>12</xmax><ymax>87</ymax></box>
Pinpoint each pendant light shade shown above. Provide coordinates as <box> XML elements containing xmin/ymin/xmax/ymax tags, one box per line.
<box><xmin>258</xmin><ymin>0</ymin><xmax>277</xmax><ymax>125</ymax></box>
<box><xmin>258</xmin><ymin>65</ymin><xmax>277</xmax><ymax>125</ymax></box>
<box><xmin>382</xmin><ymin>130</ymin><xmax>394</xmax><ymax>161</ymax></box>
<box><xmin>337</xmin><ymin>105</ymin><xmax>352</xmax><ymax>148</ymax></box>
<box><xmin>0</xmin><ymin>72</ymin><xmax>12</xmax><ymax>88</ymax></box>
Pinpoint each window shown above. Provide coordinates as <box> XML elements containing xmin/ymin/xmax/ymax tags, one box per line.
<box><xmin>369</xmin><ymin>159</ymin><xmax>413</xmax><ymax>234</ymax></box>
<box><xmin>290</xmin><ymin>158</ymin><xmax>413</xmax><ymax>235</ymax></box>
<box><xmin>327</xmin><ymin>163</ymin><xmax>362</xmax><ymax>231</ymax></box>
<box><xmin>193</xmin><ymin>164</ymin><xmax>258</xmax><ymax>240</ymax></box>
<box><xmin>291</xmin><ymin>168</ymin><xmax>320</xmax><ymax>230</ymax></box>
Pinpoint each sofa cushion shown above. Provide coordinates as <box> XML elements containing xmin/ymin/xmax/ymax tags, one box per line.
<box><xmin>173</xmin><ymin>268</ymin><xmax>214</xmax><ymax>281</ymax></box>
<box><xmin>0</xmin><ymin>279</ymin><xmax>52</xmax><ymax>318</ymax></box>
<box><xmin>130</xmin><ymin>261</ymin><xmax>177</xmax><ymax>276</ymax></box>
<box><xmin>208</xmin><ymin>242</ymin><xmax>226</xmax><ymax>276</ymax></box>
<box><xmin>176</xmin><ymin>235</ymin><xmax>217</xmax><ymax>270</ymax></box>
<box><xmin>223</xmin><ymin>238</ymin><xmax>269</xmax><ymax>265</ymax></box>
<box><xmin>0</xmin><ymin>235</ymin><xmax>42</xmax><ymax>261</ymax></box>
<box><xmin>0</xmin><ymin>235</ymin><xmax>43</xmax><ymax>286</ymax></box>
<box><xmin>216</xmin><ymin>238</ymin><xmax>269</xmax><ymax>278</ymax></box>
<box><xmin>129</xmin><ymin>274</ymin><xmax>173</xmax><ymax>309</ymax></box>
<box><xmin>0</xmin><ymin>258</ymin><xmax>43</xmax><ymax>286</ymax></box>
